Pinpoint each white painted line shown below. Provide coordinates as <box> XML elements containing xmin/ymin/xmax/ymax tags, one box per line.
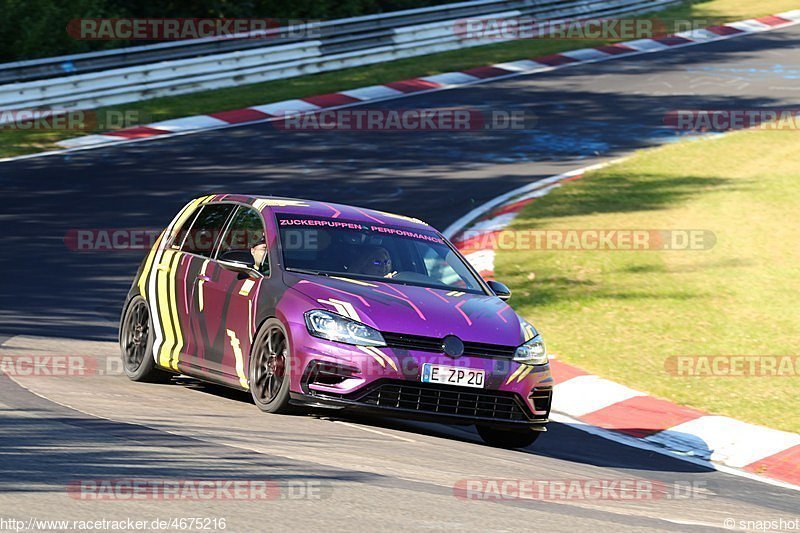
<box><xmin>461</xmin><ymin>212</ymin><xmax>519</xmax><ymax>234</ymax></box>
<box><xmin>550</xmin><ymin>412</ymin><xmax>800</xmax><ymax>492</ymax></box>
<box><xmin>333</xmin><ymin>420</ymin><xmax>416</xmax><ymax>443</ymax></box>
<box><xmin>624</xmin><ymin>39</ymin><xmax>670</xmax><ymax>52</ymax></box>
<box><xmin>442</xmin><ymin>164</ymin><xmax>610</xmax><ymax>239</ymax></box>
<box><xmin>511</xmin><ymin>183</ymin><xmax>563</xmax><ymax>203</ymax></box>
<box><xmin>492</xmin><ymin>60</ymin><xmax>546</xmax><ymax>72</ymax></box>
<box><xmin>421</xmin><ymin>72</ymin><xmax>480</xmax><ymax>86</ymax></box>
<box><xmin>662</xmin><ymin>519</ymin><xmax>724</xmax><ymax>528</ymax></box>
<box><xmin>726</xmin><ymin>19</ymin><xmax>772</xmax><ymax>33</ymax></box>
<box><xmin>675</xmin><ymin>29</ymin><xmax>718</xmax><ymax>41</ymax></box>
<box><xmin>148</xmin><ymin>115</ymin><xmax>228</xmax><ymax>132</ymax></box>
<box><xmin>340</xmin><ymin>84</ymin><xmax>405</xmax><ymax>101</ymax></box>
<box><xmin>645</xmin><ymin>416</ymin><xmax>800</xmax><ymax>467</ymax></box>
<box><xmin>778</xmin><ymin>10</ymin><xmax>800</xmax><ymax>22</ymax></box>
<box><xmin>250</xmin><ymin>99</ymin><xmax>320</xmax><ymax>116</ymax></box>
<box><xmin>56</xmin><ymin>134</ymin><xmax>124</xmax><ymax>148</ymax></box>
<box><xmin>560</xmin><ymin>48</ymin><xmax>611</xmax><ymax>62</ymax></box>
<box><xmin>552</xmin><ymin>375</ymin><xmax>644</xmax><ymax>417</ymax></box>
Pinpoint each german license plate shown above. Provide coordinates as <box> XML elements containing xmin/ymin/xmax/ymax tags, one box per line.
<box><xmin>421</xmin><ymin>363</ymin><xmax>485</xmax><ymax>388</ymax></box>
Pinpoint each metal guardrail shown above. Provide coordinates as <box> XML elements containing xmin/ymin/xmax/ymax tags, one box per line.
<box><xmin>0</xmin><ymin>0</ymin><xmax>526</xmax><ymax>84</ymax></box>
<box><xmin>0</xmin><ymin>0</ymin><xmax>677</xmax><ymax>114</ymax></box>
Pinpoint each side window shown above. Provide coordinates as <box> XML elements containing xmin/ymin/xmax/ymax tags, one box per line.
<box><xmin>180</xmin><ymin>203</ymin><xmax>236</xmax><ymax>257</ymax></box>
<box><xmin>170</xmin><ymin>205</ymin><xmax>201</xmax><ymax>250</ymax></box>
<box><xmin>217</xmin><ymin>206</ymin><xmax>269</xmax><ymax>274</ymax></box>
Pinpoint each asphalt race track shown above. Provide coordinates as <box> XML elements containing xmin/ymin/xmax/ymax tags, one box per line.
<box><xmin>1</xmin><ymin>24</ymin><xmax>799</xmax><ymax>531</ymax></box>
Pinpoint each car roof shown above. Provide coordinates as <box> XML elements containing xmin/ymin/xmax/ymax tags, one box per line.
<box><xmin>207</xmin><ymin>194</ymin><xmax>432</xmax><ymax>231</ymax></box>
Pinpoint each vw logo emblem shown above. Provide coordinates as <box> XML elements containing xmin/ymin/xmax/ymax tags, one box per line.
<box><xmin>442</xmin><ymin>335</ymin><xmax>464</xmax><ymax>358</ymax></box>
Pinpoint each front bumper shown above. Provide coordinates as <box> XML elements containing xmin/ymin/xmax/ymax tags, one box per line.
<box><xmin>290</xmin><ymin>377</ymin><xmax>551</xmax><ymax>430</ymax></box>
<box><xmin>286</xmin><ymin>319</ymin><xmax>553</xmax><ymax>428</ymax></box>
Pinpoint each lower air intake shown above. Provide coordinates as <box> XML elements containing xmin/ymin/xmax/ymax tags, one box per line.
<box><xmin>356</xmin><ymin>380</ymin><xmax>530</xmax><ymax>421</ymax></box>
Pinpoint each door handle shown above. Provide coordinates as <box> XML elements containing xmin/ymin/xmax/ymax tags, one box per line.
<box><xmin>196</xmin><ymin>275</ymin><xmax>211</xmax><ymax>282</ymax></box>
<box><xmin>157</xmin><ymin>263</ymin><xmax>170</xmax><ymax>273</ymax></box>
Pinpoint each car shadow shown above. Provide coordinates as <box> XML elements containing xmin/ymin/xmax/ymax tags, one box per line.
<box><xmin>173</xmin><ymin>375</ymin><xmax>711</xmax><ymax>474</ymax></box>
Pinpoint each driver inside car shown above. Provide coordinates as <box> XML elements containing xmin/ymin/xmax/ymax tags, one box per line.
<box><xmin>349</xmin><ymin>245</ymin><xmax>393</xmax><ymax>277</ymax></box>
<box><xmin>248</xmin><ymin>232</ymin><xmax>267</xmax><ymax>271</ymax></box>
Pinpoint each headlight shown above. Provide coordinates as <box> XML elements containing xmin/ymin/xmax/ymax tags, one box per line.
<box><xmin>304</xmin><ymin>310</ymin><xmax>386</xmax><ymax>347</ymax></box>
<box><xmin>513</xmin><ymin>334</ymin><xmax>547</xmax><ymax>365</ymax></box>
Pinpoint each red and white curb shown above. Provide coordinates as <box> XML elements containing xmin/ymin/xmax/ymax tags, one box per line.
<box><xmin>54</xmin><ymin>11</ymin><xmax>800</xmax><ymax>151</ymax></box>
<box><xmin>445</xmin><ymin>165</ymin><xmax>800</xmax><ymax>490</ymax></box>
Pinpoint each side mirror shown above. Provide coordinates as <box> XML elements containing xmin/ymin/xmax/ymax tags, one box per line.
<box><xmin>487</xmin><ymin>280</ymin><xmax>512</xmax><ymax>301</ymax></box>
<box><xmin>218</xmin><ymin>250</ymin><xmax>259</xmax><ymax>276</ymax></box>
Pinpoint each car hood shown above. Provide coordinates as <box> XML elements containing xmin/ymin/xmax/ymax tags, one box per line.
<box><xmin>284</xmin><ymin>272</ymin><xmax>530</xmax><ymax>346</ymax></box>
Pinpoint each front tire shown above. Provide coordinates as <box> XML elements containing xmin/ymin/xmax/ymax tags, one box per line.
<box><xmin>477</xmin><ymin>424</ymin><xmax>541</xmax><ymax>449</ymax></box>
<box><xmin>249</xmin><ymin>319</ymin><xmax>292</xmax><ymax>413</ymax></box>
<box><xmin>120</xmin><ymin>296</ymin><xmax>171</xmax><ymax>383</ymax></box>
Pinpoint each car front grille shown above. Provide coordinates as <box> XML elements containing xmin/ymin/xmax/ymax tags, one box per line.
<box><xmin>355</xmin><ymin>380</ymin><xmax>531</xmax><ymax>421</ymax></box>
<box><xmin>382</xmin><ymin>332</ymin><xmax>517</xmax><ymax>359</ymax></box>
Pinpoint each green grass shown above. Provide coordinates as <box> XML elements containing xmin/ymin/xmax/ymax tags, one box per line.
<box><xmin>656</xmin><ymin>0</ymin><xmax>798</xmax><ymax>19</ymax></box>
<box><xmin>1</xmin><ymin>0</ymin><xmax>796</xmax><ymax>158</ymax></box>
<box><xmin>495</xmin><ymin>130</ymin><xmax>800</xmax><ymax>433</ymax></box>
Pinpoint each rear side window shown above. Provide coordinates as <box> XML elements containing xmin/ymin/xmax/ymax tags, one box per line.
<box><xmin>179</xmin><ymin>203</ymin><xmax>236</xmax><ymax>257</ymax></box>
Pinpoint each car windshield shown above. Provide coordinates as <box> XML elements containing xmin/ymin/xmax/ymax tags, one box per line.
<box><xmin>277</xmin><ymin>215</ymin><xmax>486</xmax><ymax>293</ymax></box>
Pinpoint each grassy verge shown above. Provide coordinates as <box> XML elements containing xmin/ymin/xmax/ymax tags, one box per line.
<box><xmin>1</xmin><ymin>0</ymin><xmax>797</xmax><ymax>158</ymax></box>
<box><xmin>495</xmin><ymin>129</ymin><xmax>800</xmax><ymax>433</ymax></box>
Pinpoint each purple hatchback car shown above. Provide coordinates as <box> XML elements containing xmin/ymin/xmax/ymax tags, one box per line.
<box><xmin>121</xmin><ymin>195</ymin><xmax>553</xmax><ymax>448</ymax></box>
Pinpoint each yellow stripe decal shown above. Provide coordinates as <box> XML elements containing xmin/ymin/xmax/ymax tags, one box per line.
<box><xmin>522</xmin><ymin>323</ymin><xmax>536</xmax><ymax>342</ymax></box>
<box><xmin>166</xmin><ymin>196</ymin><xmax>206</xmax><ymax>245</ymax></box>
<box><xmin>137</xmin><ymin>232</ymin><xmax>164</xmax><ymax>299</ymax></box>
<box><xmin>318</xmin><ymin>298</ymin><xmax>360</xmax><ymax>321</ymax></box>
<box><xmin>167</xmin><ymin>253</ymin><xmax>184</xmax><ymax>371</ymax></box>
<box><xmin>366</xmin><ymin>347</ymin><xmax>398</xmax><ymax>371</ymax></box>
<box><xmin>239</xmin><ymin>279</ymin><xmax>255</xmax><ymax>296</ymax></box>
<box><xmin>516</xmin><ymin>366</ymin><xmax>534</xmax><ymax>383</ymax></box>
<box><xmin>226</xmin><ymin>329</ymin><xmax>249</xmax><ymax>389</ymax></box>
<box><xmin>358</xmin><ymin>346</ymin><xmax>385</xmax><ymax>368</ymax></box>
<box><xmin>147</xmin><ymin>196</ymin><xmax>214</xmax><ymax>367</ymax></box>
<box><xmin>505</xmin><ymin>365</ymin><xmax>526</xmax><ymax>385</ymax></box>
<box><xmin>156</xmin><ymin>250</ymin><xmax>176</xmax><ymax>368</ymax></box>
